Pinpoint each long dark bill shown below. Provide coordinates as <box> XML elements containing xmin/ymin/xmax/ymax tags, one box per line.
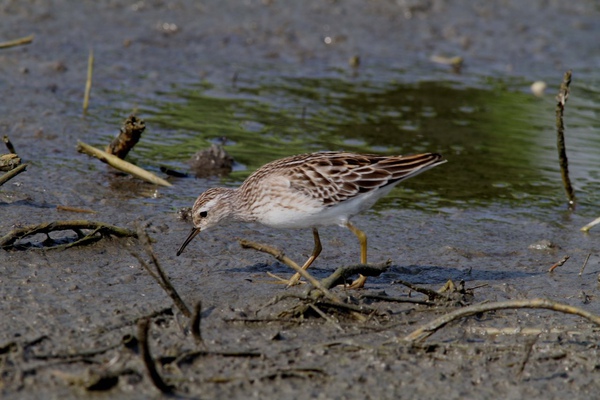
<box><xmin>177</xmin><ymin>227</ymin><xmax>201</xmax><ymax>256</ymax></box>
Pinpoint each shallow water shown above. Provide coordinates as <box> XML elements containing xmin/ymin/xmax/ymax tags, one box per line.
<box><xmin>126</xmin><ymin>68</ymin><xmax>600</xmax><ymax>222</ymax></box>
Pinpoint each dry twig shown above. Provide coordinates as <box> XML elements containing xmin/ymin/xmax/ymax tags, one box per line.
<box><xmin>239</xmin><ymin>238</ymin><xmax>341</xmax><ymax>303</ymax></box>
<box><xmin>579</xmin><ymin>253</ymin><xmax>591</xmax><ymax>276</ymax></box>
<box><xmin>56</xmin><ymin>205</ymin><xmax>97</xmax><ymax>214</ymax></box>
<box><xmin>516</xmin><ymin>333</ymin><xmax>540</xmax><ymax>379</ymax></box>
<box><xmin>0</xmin><ymin>34</ymin><xmax>34</xmax><ymax>49</ymax></box>
<box><xmin>359</xmin><ymin>293</ymin><xmax>436</xmax><ymax>306</ymax></box>
<box><xmin>548</xmin><ymin>255</ymin><xmax>570</xmax><ymax>272</ymax></box>
<box><xmin>83</xmin><ymin>49</ymin><xmax>94</xmax><ymax>114</ymax></box>
<box><xmin>392</xmin><ymin>279</ymin><xmax>456</xmax><ymax>303</ymax></box>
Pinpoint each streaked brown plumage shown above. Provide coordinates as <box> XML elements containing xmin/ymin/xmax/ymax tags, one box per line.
<box><xmin>177</xmin><ymin>151</ymin><xmax>446</xmax><ymax>288</ymax></box>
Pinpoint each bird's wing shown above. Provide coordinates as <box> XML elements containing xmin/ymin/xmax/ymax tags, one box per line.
<box><xmin>279</xmin><ymin>152</ymin><xmax>443</xmax><ymax>206</ymax></box>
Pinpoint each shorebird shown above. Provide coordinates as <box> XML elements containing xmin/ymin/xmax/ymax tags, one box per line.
<box><xmin>177</xmin><ymin>151</ymin><xmax>445</xmax><ymax>288</ymax></box>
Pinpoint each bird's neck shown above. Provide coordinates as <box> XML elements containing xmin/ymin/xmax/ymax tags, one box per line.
<box><xmin>229</xmin><ymin>187</ymin><xmax>259</xmax><ymax>223</ymax></box>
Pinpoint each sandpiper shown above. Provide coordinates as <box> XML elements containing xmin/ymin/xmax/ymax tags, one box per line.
<box><xmin>177</xmin><ymin>151</ymin><xmax>445</xmax><ymax>288</ymax></box>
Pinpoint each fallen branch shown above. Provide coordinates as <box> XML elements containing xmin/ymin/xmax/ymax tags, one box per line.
<box><xmin>174</xmin><ymin>349</ymin><xmax>262</xmax><ymax>366</ymax></box>
<box><xmin>131</xmin><ymin>226</ymin><xmax>191</xmax><ymax>318</ymax></box>
<box><xmin>555</xmin><ymin>70</ymin><xmax>575</xmax><ymax>209</ymax></box>
<box><xmin>404</xmin><ymin>298</ymin><xmax>600</xmax><ymax>343</ymax></box>
<box><xmin>0</xmin><ymin>163</ymin><xmax>27</xmax><ymax>186</ymax></box>
<box><xmin>392</xmin><ymin>279</ymin><xmax>457</xmax><ymax>303</ymax></box>
<box><xmin>137</xmin><ymin>319</ymin><xmax>174</xmax><ymax>394</ymax></box>
<box><xmin>319</xmin><ymin>261</ymin><xmax>390</xmax><ymax>289</ymax></box>
<box><xmin>242</xmin><ymin>239</ymin><xmax>390</xmax><ymax>319</ymax></box>
<box><xmin>0</xmin><ymin>220</ymin><xmax>137</xmax><ymax>250</ymax></box>
<box><xmin>77</xmin><ymin>141</ymin><xmax>172</xmax><ymax>187</ymax></box>
<box><xmin>466</xmin><ymin>326</ymin><xmax>574</xmax><ymax>336</ymax></box>
<box><xmin>0</xmin><ymin>34</ymin><xmax>34</xmax><ymax>49</ymax></box>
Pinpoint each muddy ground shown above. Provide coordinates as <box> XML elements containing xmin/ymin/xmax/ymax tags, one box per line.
<box><xmin>1</xmin><ymin>1</ymin><xmax>600</xmax><ymax>399</ymax></box>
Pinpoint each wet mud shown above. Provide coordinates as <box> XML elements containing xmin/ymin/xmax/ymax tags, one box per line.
<box><xmin>1</xmin><ymin>1</ymin><xmax>600</xmax><ymax>399</ymax></box>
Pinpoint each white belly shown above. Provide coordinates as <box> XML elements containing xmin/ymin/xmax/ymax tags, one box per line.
<box><xmin>254</xmin><ymin>185</ymin><xmax>396</xmax><ymax>229</ymax></box>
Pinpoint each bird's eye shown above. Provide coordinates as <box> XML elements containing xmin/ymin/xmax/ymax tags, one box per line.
<box><xmin>199</xmin><ymin>211</ymin><xmax>208</xmax><ymax>218</ymax></box>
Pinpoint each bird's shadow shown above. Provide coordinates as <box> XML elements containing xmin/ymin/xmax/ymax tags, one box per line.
<box><xmin>379</xmin><ymin>264</ymin><xmax>539</xmax><ymax>285</ymax></box>
<box><xmin>231</xmin><ymin>262</ymin><xmax>539</xmax><ymax>286</ymax></box>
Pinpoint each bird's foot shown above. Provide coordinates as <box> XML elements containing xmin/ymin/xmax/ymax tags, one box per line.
<box><xmin>266</xmin><ymin>272</ymin><xmax>306</xmax><ymax>287</ymax></box>
<box><xmin>345</xmin><ymin>274</ymin><xmax>367</xmax><ymax>289</ymax></box>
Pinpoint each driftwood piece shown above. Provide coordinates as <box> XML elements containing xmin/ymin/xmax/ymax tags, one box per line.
<box><xmin>77</xmin><ymin>141</ymin><xmax>172</xmax><ymax>187</ymax></box>
<box><xmin>0</xmin><ymin>163</ymin><xmax>27</xmax><ymax>186</ymax></box>
<box><xmin>404</xmin><ymin>298</ymin><xmax>600</xmax><ymax>343</ymax></box>
<box><xmin>106</xmin><ymin>115</ymin><xmax>146</xmax><ymax>159</ymax></box>
<box><xmin>0</xmin><ymin>220</ymin><xmax>137</xmax><ymax>250</ymax></box>
<box><xmin>555</xmin><ymin>70</ymin><xmax>575</xmax><ymax>209</ymax></box>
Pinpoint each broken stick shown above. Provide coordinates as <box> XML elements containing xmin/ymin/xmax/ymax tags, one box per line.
<box><xmin>77</xmin><ymin>141</ymin><xmax>172</xmax><ymax>187</ymax></box>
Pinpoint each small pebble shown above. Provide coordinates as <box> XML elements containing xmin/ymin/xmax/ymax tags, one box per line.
<box><xmin>531</xmin><ymin>81</ymin><xmax>547</xmax><ymax>96</ymax></box>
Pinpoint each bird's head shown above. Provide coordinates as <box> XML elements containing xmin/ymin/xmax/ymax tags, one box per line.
<box><xmin>176</xmin><ymin>187</ymin><xmax>234</xmax><ymax>256</ymax></box>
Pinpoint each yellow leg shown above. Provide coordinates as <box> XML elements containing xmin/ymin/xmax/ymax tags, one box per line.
<box><xmin>345</xmin><ymin>221</ymin><xmax>367</xmax><ymax>289</ymax></box>
<box><xmin>286</xmin><ymin>228</ymin><xmax>322</xmax><ymax>286</ymax></box>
